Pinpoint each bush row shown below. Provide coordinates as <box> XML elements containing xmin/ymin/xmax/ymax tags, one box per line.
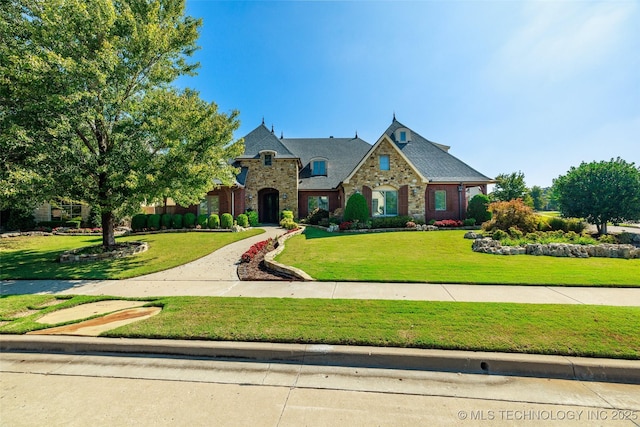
<box><xmin>131</xmin><ymin>212</ymin><xmax>255</xmax><ymax>232</ymax></box>
<box><xmin>482</xmin><ymin>199</ymin><xmax>586</xmax><ymax>235</ymax></box>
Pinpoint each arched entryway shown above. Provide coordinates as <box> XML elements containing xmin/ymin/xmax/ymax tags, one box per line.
<box><xmin>258</xmin><ymin>188</ymin><xmax>279</xmax><ymax>223</ymax></box>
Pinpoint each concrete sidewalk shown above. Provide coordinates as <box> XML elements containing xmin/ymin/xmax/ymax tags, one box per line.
<box><xmin>2</xmin><ymin>279</ymin><xmax>640</xmax><ymax>306</ymax></box>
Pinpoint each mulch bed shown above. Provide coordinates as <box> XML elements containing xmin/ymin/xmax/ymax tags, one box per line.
<box><xmin>237</xmin><ymin>247</ymin><xmax>299</xmax><ymax>281</ymax></box>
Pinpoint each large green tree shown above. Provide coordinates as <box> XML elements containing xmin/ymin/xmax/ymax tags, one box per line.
<box><xmin>529</xmin><ymin>185</ymin><xmax>548</xmax><ymax>211</ymax></box>
<box><xmin>552</xmin><ymin>158</ymin><xmax>640</xmax><ymax>235</ymax></box>
<box><xmin>1</xmin><ymin>0</ymin><xmax>242</xmax><ymax>246</ymax></box>
<box><xmin>491</xmin><ymin>171</ymin><xmax>532</xmax><ymax>206</ymax></box>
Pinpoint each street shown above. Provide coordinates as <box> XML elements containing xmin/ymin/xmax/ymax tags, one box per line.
<box><xmin>2</xmin><ymin>352</ymin><xmax>639</xmax><ymax>426</ymax></box>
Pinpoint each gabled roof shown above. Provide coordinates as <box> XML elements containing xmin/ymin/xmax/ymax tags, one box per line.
<box><xmin>237</xmin><ymin>123</ymin><xmax>297</xmax><ymax>159</ymax></box>
<box><xmin>384</xmin><ymin>119</ymin><xmax>493</xmax><ymax>183</ymax></box>
<box><xmin>281</xmin><ymin>137</ymin><xmax>371</xmax><ymax>190</ymax></box>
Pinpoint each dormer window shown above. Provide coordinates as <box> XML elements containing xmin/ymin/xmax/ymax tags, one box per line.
<box><xmin>394</xmin><ymin>127</ymin><xmax>411</xmax><ymax>143</ymax></box>
<box><xmin>260</xmin><ymin>150</ymin><xmax>276</xmax><ymax>166</ymax></box>
<box><xmin>312</xmin><ymin>160</ymin><xmax>327</xmax><ymax>176</ymax></box>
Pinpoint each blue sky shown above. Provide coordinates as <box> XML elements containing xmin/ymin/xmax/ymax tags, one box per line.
<box><xmin>177</xmin><ymin>0</ymin><xmax>639</xmax><ymax>188</ymax></box>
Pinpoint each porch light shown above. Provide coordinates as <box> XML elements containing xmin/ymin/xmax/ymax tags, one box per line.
<box><xmin>282</xmin><ymin>193</ymin><xmax>287</xmax><ymax>200</ymax></box>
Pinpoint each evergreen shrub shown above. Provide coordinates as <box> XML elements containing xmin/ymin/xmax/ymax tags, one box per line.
<box><xmin>131</xmin><ymin>214</ymin><xmax>148</xmax><ymax>232</ymax></box>
<box><xmin>246</xmin><ymin>210</ymin><xmax>259</xmax><ymax>227</ymax></box>
<box><xmin>147</xmin><ymin>214</ymin><xmax>161</xmax><ymax>230</ymax></box>
<box><xmin>197</xmin><ymin>214</ymin><xmax>208</xmax><ymax>228</ymax></box>
<box><xmin>343</xmin><ymin>193</ymin><xmax>369</xmax><ymax>222</ymax></box>
<box><xmin>466</xmin><ymin>194</ymin><xmax>492</xmax><ymax>225</ymax></box>
<box><xmin>161</xmin><ymin>213</ymin><xmax>172</xmax><ymax>229</ymax></box>
<box><xmin>306</xmin><ymin>208</ymin><xmax>329</xmax><ymax>225</ymax></box>
<box><xmin>236</xmin><ymin>214</ymin><xmax>249</xmax><ymax>227</ymax></box>
<box><xmin>184</xmin><ymin>213</ymin><xmax>196</xmax><ymax>228</ymax></box>
<box><xmin>172</xmin><ymin>213</ymin><xmax>183</xmax><ymax>229</ymax></box>
<box><xmin>208</xmin><ymin>214</ymin><xmax>220</xmax><ymax>229</ymax></box>
<box><xmin>221</xmin><ymin>213</ymin><xmax>234</xmax><ymax>229</ymax></box>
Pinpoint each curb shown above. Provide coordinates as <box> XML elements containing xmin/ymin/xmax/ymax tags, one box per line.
<box><xmin>2</xmin><ymin>335</ymin><xmax>638</xmax><ymax>384</ymax></box>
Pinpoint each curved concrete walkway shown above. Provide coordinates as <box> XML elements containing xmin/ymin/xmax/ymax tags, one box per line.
<box><xmin>132</xmin><ymin>226</ymin><xmax>284</xmax><ymax>282</ymax></box>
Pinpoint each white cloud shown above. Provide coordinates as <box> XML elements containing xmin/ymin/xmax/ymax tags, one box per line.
<box><xmin>490</xmin><ymin>1</ymin><xmax>636</xmax><ymax>82</ymax></box>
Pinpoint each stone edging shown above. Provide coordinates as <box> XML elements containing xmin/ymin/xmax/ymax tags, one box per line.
<box><xmin>58</xmin><ymin>241</ymin><xmax>149</xmax><ymax>263</ymax></box>
<box><xmin>263</xmin><ymin>227</ymin><xmax>314</xmax><ymax>281</ymax></box>
<box><xmin>471</xmin><ymin>237</ymin><xmax>640</xmax><ymax>259</ymax></box>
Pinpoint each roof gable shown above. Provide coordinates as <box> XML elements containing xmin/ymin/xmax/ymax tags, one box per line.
<box><xmin>238</xmin><ymin>123</ymin><xmax>297</xmax><ymax>159</ymax></box>
<box><xmin>343</xmin><ymin>134</ymin><xmax>428</xmax><ymax>184</ymax></box>
<box><xmin>383</xmin><ymin>120</ymin><xmax>493</xmax><ymax>183</ymax></box>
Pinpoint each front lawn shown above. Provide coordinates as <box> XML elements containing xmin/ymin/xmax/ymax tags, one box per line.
<box><xmin>1</xmin><ymin>295</ymin><xmax>638</xmax><ymax>359</ymax></box>
<box><xmin>0</xmin><ymin>230</ymin><xmax>263</xmax><ymax>280</ymax></box>
<box><xmin>276</xmin><ymin>228</ymin><xmax>640</xmax><ymax>286</ymax></box>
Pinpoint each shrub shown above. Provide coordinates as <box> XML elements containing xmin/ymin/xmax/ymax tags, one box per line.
<box><xmin>434</xmin><ymin>219</ymin><xmax>463</xmax><ymax>227</ymax></box>
<box><xmin>246</xmin><ymin>210</ymin><xmax>259</xmax><ymax>227</ymax></box>
<box><xmin>280</xmin><ymin>218</ymin><xmax>298</xmax><ymax>230</ymax></box>
<box><xmin>221</xmin><ymin>213</ymin><xmax>234</xmax><ymax>229</ymax></box>
<box><xmin>172</xmin><ymin>213</ymin><xmax>184</xmax><ymax>229</ymax></box>
<box><xmin>236</xmin><ymin>214</ymin><xmax>249</xmax><ymax>227</ymax></box>
<box><xmin>598</xmin><ymin>234</ymin><xmax>616</xmax><ymax>244</ymax></box>
<box><xmin>184</xmin><ymin>213</ymin><xmax>196</xmax><ymax>228</ymax></box>
<box><xmin>566</xmin><ymin>218</ymin><xmax>586</xmax><ymax>233</ymax></box>
<box><xmin>406</xmin><ymin>221</ymin><xmax>417</xmax><ymax>228</ymax></box>
<box><xmin>208</xmin><ymin>214</ymin><xmax>220</xmax><ymax>229</ymax></box>
<box><xmin>466</xmin><ymin>194</ymin><xmax>492</xmax><ymax>225</ymax></box>
<box><xmin>617</xmin><ymin>232</ymin><xmax>633</xmax><ymax>245</ymax></box>
<box><xmin>306</xmin><ymin>208</ymin><xmax>329</xmax><ymax>225</ymax></box>
<box><xmin>344</xmin><ymin>193</ymin><xmax>370</xmax><ymax>223</ymax></box>
<box><xmin>161</xmin><ymin>213</ymin><xmax>172</xmax><ymax>229</ymax></box>
<box><xmin>6</xmin><ymin>208</ymin><xmax>36</xmax><ymax>231</ymax></box>
<box><xmin>88</xmin><ymin>205</ymin><xmax>102</xmax><ymax>228</ymax></box>
<box><xmin>281</xmin><ymin>210</ymin><xmax>294</xmax><ymax>221</ymax></box>
<box><xmin>371</xmin><ymin>216</ymin><xmax>414</xmax><ymax>229</ymax></box>
<box><xmin>492</xmin><ymin>229</ymin><xmax>508</xmax><ymax>241</ymax></box>
<box><xmin>147</xmin><ymin>214</ymin><xmax>161</xmax><ymax>230</ymax></box>
<box><xmin>483</xmin><ymin>199</ymin><xmax>537</xmax><ymax>234</ymax></box>
<box><xmin>508</xmin><ymin>227</ymin><xmax>523</xmax><ymax>239</ymax></box>
<box><xmin>547</xmin><ymin>216</ymin><xmax>568</xmax><ymax>232</ymax></box>
<box><xmin>463</xmin><ymin>218</ymin><xmax>476</xmax><ymax>227</ymax></box>
<box><xmin>536</xmin><ymin>216</ymin><xmax>552</xmax><ymax>232</ymax></box>
<box><xmin>131</xmin><ymin>214</ymin><xmax>148</xmax><ymax>232</ymax></box>
<box><xmin>339</xmin><ymin>221</ymin><xmax>353</xmax><ymax>231</ymax></box>
<box><xmin>197</xmin><ymin>214</ymin><xmax>209</xmax><ymax>228</ymax></box>
<box><xmin>241</xmin><ymin>238</ymin><xmax>273</xmax><ymax>263</ymax></box>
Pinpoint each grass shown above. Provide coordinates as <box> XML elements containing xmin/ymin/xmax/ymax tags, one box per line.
<box><xmin>275</xmin><ymin>228</ymin><xmax>640</xmax><ymax>286</ymax></box>
<box><xmin>0</xmin><ymin>230</ymin><xmax>263</xmax><ymax>280</ymax></box>
<box><xmin>1</xmin><ymin>295</ymin><xmax>638</xmax><ymax>359</ymax></box>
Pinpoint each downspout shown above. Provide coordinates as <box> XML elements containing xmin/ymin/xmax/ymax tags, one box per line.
<box><xmin>231</xmin><ymin>190</ymin><xmax>235</xmax><ymax>217</ymax></box>
<box><xmin>458</xmin><ymin>183</ymin><xmax>464</xmax><ymax>220</ymax></box>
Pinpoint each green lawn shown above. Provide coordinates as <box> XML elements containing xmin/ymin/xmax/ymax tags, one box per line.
<box><xmin>0</xmin><ymin>230</ymin><xmax>263</xmax><ymax>280</ymax></box>
<box><xmin>1</xmin><ymin>295</ymin><xmax>638</xmax><ymax>359</ymax></box>
<box><xmin>276</xmin><ymin>228</ymin><xmax>640</xmax><ymax>286</ymax></box>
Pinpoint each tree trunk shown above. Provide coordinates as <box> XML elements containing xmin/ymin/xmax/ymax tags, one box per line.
<box><xmin>163</xmin><ymin>197</ymin><xmax>168</xmax><ymax>215</ymax></box>
<box><xmin>601</xmin><ymin>222</ymin><xmax>608</xmax><ymax>235</ymax></box>
<box><xmin>101</xmin><ymin>210</ymin><xmax>115</xmax><ymax>247</ymax></box>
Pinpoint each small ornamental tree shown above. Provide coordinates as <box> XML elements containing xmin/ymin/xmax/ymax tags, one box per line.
<box><xmin>552</xmin><ymin>158</ymin><xmax>640</xmax><ymax>235</ymax></box>
<box><xmin>343</xmin><ymin>192</ymin><xmax>370</xmax><ymax>223</ymax></box>
<box><xmin>466</xmin><ymin>194</ymin><xmax>492</xmax><ymax>225</ymax></box>
<box><xmin>482</xmin><ymin>199</ymin><xmax>538</xmax><ymax>234</ymax></box>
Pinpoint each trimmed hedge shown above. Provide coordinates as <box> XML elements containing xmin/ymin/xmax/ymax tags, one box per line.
<box><xmin>208</xmin><ymin>214</ymin><xmax>220</xmax><ymax>229</ymax></box>
<box><xmin>236</xmin><ymin>213</ymin><xmax>249</xmax><ymax>227</ymax></box>
<box><xmin>184</xmin><ymin>213</ymin><xmax>196</xmax><ymax>228</ymax></box>
<box><xmin>37</xmin><ymin>220</ymin><xmax>80</xmax><ymax>229</ymax></box>
<box><xmin>131</xmin><ymin>214</ymin><xmax>148</xmax><ymax>232</ymax></box>
<box><xmin>161</xmin><ymin>213</ymin><xmax>172</xmax><ymax>229</ymax></box>
<box><xmin>172</xmin><ymin>213</ymin><xmax>183</xmax><ymax>229</ymax></box>
<box><xmin>247</xmin><ymin>210</ymin><xmax>259</xmax><ymax>227</ymax></box>
<box><xmin>197</xmin><ymin>214</ymin><xmax>209</xmax><ymax>228</ymax></box>
<box><xmin>147</xmin><ymin>214</ymin><xmax>161</xmax><ymax>230</ymax></box>
<box><xmin>221</xmin><ymin>213</ymin><xmax>234</xmax><ymax>229</ymax></box>
<box><xmin>344</xmin><ymin>193</ymin><xmax>369</xmax><ymax>222</ymax></box>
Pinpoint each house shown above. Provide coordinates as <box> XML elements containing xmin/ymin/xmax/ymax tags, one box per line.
<box><xmin>196</xmin><ymin>117</ymin><xmax>494</xmax><ymax>223</ymax></box>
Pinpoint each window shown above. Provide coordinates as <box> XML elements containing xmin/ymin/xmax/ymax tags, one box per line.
<box><xmin>263</xmin><ymin>153</ymin><xmax>272</xmax><ymax>166</ymax></box>
<box><xmin>372</xmin><ymin>190</ymin><xmax>398</xmax><ymax>217</ymax></box>
<box><xmin>308</xmin><ymin>196</ymin><xmax>329</xmax><ymax>212</ymax></box>
<box><xmin>50</xmin><ymin>202</ymin><xmax>82</xmax><ymax>220</ymax></box>
<box><xmin>312</xmin><ymin>160</ymin><xmax>327</xmax><ymax>176</ymax></box>
<box><xmin>400</xmin><ymin>131</ymin><xmax>406</xmax><ymax>142</ymax></box>
<box><xmin>435</xmin><ymin>190</ymin><xmax>446</xmax><ymax>211</ymax></box>
<box><xmin>379</xmin><ymin>155</ymin><xmax>390</xmax><ymax>171</ymax></box>
<box><xmin>199</xmin><ymin>195</ymin><xmax>220</xmax><ymax>216</ymax></box>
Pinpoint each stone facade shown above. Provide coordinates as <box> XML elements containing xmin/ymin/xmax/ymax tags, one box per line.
<box><xmin>343</xmin><ymin>137</ymin><xmax>426</xmax><ymax>219</ymax></box>
<box><xmin>240</xmin><ymin>156</ymin><xmax>299</xmax><ymax>219</ymax></box>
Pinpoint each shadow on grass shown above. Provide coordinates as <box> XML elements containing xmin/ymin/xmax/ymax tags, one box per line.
<box><xmin>302</xmin><ymin>227</ymin><xmax>363</xmax><ymax>240</ymax></box>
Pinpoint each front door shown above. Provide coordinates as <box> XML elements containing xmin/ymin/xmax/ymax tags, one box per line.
<box><xmin>259</xmin><ymin>189</ymin><xmax>279</xmax><ymax>223</ymax></box>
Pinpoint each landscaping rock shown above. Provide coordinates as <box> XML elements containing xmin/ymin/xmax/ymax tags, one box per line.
<box><xmin>464</xmin><ymin>231</ymin><xmax>482</xmax><ymax>239</ymax></box>
<box><xmin>472</xmin><ymin>238</ymin><xmax>640</xmax><ymax>259</ymax></box>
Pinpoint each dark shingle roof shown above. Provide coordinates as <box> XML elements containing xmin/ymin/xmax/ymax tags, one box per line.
<box><xmin>238</xmin><ymin>123</ymin><xmax>297</xmax><ymax>159</ymax></box>
<box><xmin>281</xmin><ymin>137</ymin><xmax>371</xmax><ymax>189</ymax></box>
<box><xmin>384</xmin><ymin>120</ymin><xmax>493</xmax><ymax>183</ymax></box>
